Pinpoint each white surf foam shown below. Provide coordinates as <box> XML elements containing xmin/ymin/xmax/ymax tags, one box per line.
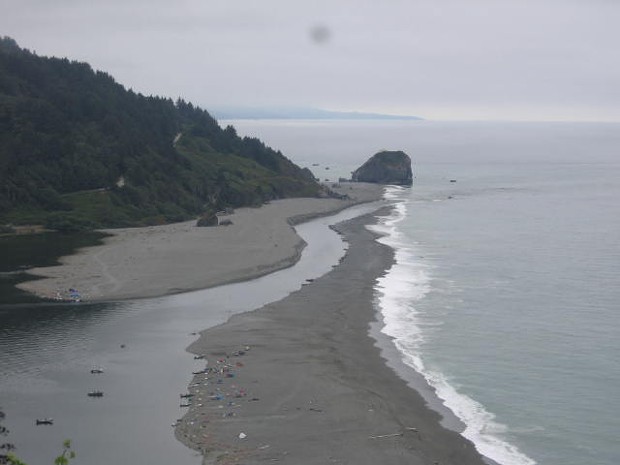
<box><xmin>372</xmin><ymin>186</ymin><xmax>536</xmax><ymax>465</ymax></box>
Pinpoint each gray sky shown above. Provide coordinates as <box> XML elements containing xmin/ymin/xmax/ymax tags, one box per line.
<box><xmin>2</xmin><ymin>0</ymin><xmax>619</xmax><ymax>121</ymax></box>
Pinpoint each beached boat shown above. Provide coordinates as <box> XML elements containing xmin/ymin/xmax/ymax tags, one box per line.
<box><xmin>68</xmin><ymin>288</ymin><xmax>81</xmax><ymax>302</ymax></box>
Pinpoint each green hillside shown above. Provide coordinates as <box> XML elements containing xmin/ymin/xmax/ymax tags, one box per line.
<box><xmin>0</xmin><ymin>37</ymin><xmax>321</xmax><ymax>231</ymax></box>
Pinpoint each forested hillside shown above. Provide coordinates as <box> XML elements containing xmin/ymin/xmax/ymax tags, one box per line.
<box><xmin>0</xmin><ymin>37</ymin><xmax>321</xmax><ymax>230</ymax></box>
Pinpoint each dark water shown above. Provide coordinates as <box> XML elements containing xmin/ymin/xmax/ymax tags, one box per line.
<box><xmin>0</xmin><ymin>203</ymin><xmax>382</xmax><ymax>465</ymax></box>
<box><xmin>0</xmin><ymin>232</ymin><xmax>107</xmax><ymax>304</ymax></box>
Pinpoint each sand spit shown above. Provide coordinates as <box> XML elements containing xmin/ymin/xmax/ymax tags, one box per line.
<box><xmin>176</xmin><ymin>213</ymin><xmax>487</xmax><ymax>465</ymax></box>
<box><xmin>17</xmin><ymin>183</ymin><xmax>383</xmax><ymax>302</ymax></box>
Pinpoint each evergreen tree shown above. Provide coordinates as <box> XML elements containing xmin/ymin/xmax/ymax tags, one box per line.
<box><xmin>0</xmin><ymin>37</ymin><xmax>321</xmax><ymax>229</ymax></box>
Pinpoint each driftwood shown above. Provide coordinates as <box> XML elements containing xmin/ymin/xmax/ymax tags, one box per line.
<box><xmin>368</xmin><ymin>427</ymin><xmax>418</xmax><ymax>440</ymax></box>
<box><xmin>368</xmin><ymin>432</ymin><xmax>402</xmax><ymax>440</ymax></box>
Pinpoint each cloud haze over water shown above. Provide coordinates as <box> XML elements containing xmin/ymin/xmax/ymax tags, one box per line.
<box><xmin>2</xmin><ymin>0</ymin><xmax>619</xmax><ymax>121</ymax></box>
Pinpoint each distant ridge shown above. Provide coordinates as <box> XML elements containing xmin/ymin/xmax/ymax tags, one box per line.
<box><xmin>211</xmin><ymin>106</ymin><xmax>423</xmax><ymax>121</ymax></box>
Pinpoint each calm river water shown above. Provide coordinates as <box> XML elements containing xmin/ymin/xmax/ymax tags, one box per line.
<box><xmin>0</xmin><ymin>202</ymin><xmax>383</xmax><ymax>465</ymax></box>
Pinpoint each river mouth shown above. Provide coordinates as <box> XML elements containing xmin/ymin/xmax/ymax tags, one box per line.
<box><xmin>0</xmin><ymin>203</ymin><xmax>382</xmax><ymax>465</ymax></box>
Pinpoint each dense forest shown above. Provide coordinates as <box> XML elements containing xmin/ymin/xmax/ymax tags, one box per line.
<box><xmin>0</xmin><ymin>37</ymin><xmax>322</xmax><ymax>230</ymax></box>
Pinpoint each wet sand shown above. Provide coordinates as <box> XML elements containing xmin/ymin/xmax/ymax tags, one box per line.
<box><xmin>176</xmin><ymin>212</ymin><xmax>487</xmax><ymax>465</ymax></box>
<box><xmin>17</xmin><ymin>183</ymin><xmax>382</xmax><ymax>302</ymax></box>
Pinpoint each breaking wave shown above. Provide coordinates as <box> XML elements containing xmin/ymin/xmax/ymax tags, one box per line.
<box><xmin>370</xmin><ymin>186</ymin><xmax>536</xmax><ymax>465</ymax></box>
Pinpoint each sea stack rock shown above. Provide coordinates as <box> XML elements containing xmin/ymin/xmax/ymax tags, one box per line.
<box><xmin>351</xmin><ymin>150</ymin><xmax>413</xmax><ymax>185</ymax></box>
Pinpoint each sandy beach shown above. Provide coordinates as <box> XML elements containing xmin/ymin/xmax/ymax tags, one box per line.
<box><xmin>14</xmin><ymin>181</ymin><xmax>487</xmax><ymax>464</ymax></box>
<box><xmin>175</xmin><ymin>212</ymin><xmax>488</xmax><ymax>465</ymax></box>
<box><xmin>17</xmin><ymin>183</ymin><xmax>383</xmax><ymax>302</ymax></box>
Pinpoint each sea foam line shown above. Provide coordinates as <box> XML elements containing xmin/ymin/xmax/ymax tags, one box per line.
<box><xmin>370</xmin><ymin>186</ymin><xmax>536</xmax><ymax>465</ymax></box>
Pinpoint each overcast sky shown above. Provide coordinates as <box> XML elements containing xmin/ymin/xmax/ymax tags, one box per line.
<box><xmin>1</xmin><ymin>0</ymin><xmax>619</xmax><ymax>121</ymax></box>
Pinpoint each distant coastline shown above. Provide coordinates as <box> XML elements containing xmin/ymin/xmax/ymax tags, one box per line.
<box><xmin>210</xmin><ymin>106</ymin><xmax>423</xmax><ymax>121</ymax></box>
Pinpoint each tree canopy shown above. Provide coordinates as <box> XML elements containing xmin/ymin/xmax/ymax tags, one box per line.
<box><xmin>0</xmin><ymin>37</ymin><xmax>320</xmax><ymax>229</ymax></box>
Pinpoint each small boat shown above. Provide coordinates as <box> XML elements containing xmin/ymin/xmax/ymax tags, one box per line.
<box><xmin>450</xmin><ymin>179</ymin><xmax>457</xmax><ymax>183</ymax></box>
<box><xmin>179</xmin><ymin>403</ymin><xmax>191</xmax><ymax>408</ymax></box>
<box><xmin>36</xmin><ymin>418</ymin><xmax>54</xmax><ymax>425</ymax></box>
<box><xmin>180</xmin><ymin>393</ymin><xmax>194</xmax><ymax>399</ymax></box>
<box><xmin>90</xmin><ymin>368</ymin><xmax>104</xmax><ymax>374</ymax></box>
<box><xmin>87</xmin><ymin>390</ymin><xmax>104</xmax><ymax>397</ymax></box>
<box><xmin>193</xmin><ymin>355</ymin><xmax>205</xmax><ymax>360</ymax></box>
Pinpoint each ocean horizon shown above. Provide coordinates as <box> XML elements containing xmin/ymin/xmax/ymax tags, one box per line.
<box><xmin>228</xmin><ymin>119</ymin><xmax>620</xmax><ymax>465</ymax></box>
<box><xmin>2</xmin><ymin>119</ymin><xmax>618</xmax><ymax>464</ymax></box>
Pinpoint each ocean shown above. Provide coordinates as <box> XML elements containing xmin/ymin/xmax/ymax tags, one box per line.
<box><xmin>227</xmin><ymin>119</ymin><xmax>620</xmax><ymax>465</ymax></box>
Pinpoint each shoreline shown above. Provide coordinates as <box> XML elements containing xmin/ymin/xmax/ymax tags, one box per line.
<box><xmin>16</xmin><ymin>183</ymin><xmax>383</xmax><ymax>302</ymax></box>
<box><xmin>175</xmin><ymin>211</ymin><xmax>488</xmax><ymax>465</ymax></box>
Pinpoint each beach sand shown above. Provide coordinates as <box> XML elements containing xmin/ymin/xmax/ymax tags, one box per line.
<box><xmin>15</xmin><ymin>181</ymin><xmax>487</xmax><ymax>464</ymax></box>
<box><xmin>175</xmin><ymin>212</ymin><xmax>488</xmax><ymax>465</ymax></box>
<box><xmin>17</xmin><ymin>183</ymin><xmax>383</xmax><ymax>302</ymax></box>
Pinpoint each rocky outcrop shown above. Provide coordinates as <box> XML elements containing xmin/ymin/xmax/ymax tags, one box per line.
<box><xmin>351</xmin><ymin>150</ymin><xmax>413</xmax><ymax>185</ymax></box>
<box><xmin>196</xmin><ymin>211</ymin><xmax>234</xmax><ymax>227</ymax></box>
<box><xmin>351</xmin><ymin>150</ymin><xmax>413</xmax><ymax>186</ymax></box>
<box><xmin>196</xmin><ymin>212</ymin><xmax>218</xmax><ymax>227</ymax></box>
